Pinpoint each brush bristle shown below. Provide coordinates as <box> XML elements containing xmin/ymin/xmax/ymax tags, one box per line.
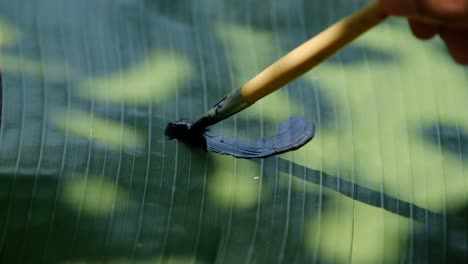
<box><xmin>165</xmin><ymin>120</ymin><xmax>207</xmax><ymax>149</ymax></box>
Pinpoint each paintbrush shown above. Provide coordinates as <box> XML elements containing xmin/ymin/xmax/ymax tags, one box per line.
<box><xmin>166</xmin><ymin>2</ymin><xmax>387</xmax><ymax>150</ymax></box>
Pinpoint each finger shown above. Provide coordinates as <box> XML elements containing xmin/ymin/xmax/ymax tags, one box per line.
<box><xmin>380</xmin><ymin>0</ymin><xmax>468</xmax><ymax>26</ymax></box>
<box><xmin>379</xmin><ymin>0</ymin><xmax>418</xmax><ymax>16</ymax></box>
<box><xmin>440</xmin><ymin>27</ymin><xmax>468</xmax><ymax>65</ymax></box>
<box><xmin>409</xmin><ymin>20</ymin><xmax>439</xmax><ymax>39</ymax></box>
<box><xmin>414</xmin><ymin>0</ymin><xmax>468</xmax><ymax>20</ymax></box>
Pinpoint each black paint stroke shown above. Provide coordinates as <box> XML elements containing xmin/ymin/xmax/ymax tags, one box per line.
<box><xmin>258</xmin><ymin>157</ymin><xmax>443</xmax><ymax>223</ymax></box>
<box><xmin>204</xmin><ymin>116</ymin><xmax>315</xmax><ymax>159</ymax></box>
<box><xmin>166</xmin><ymin>116</ymin><xmax>315</xmax><ymax>159</ymax></box>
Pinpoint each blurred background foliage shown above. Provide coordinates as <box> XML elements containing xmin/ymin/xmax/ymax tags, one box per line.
<box><xmin>1</xmin><ymin>0</ymin><xmax>468</xmax><ymax>263</ymax></box>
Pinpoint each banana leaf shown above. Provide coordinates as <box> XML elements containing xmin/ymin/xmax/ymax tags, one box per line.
<box><xmin>1</xmin><ymin>0</ymin><xmax>468</xmax><ymax>263</ymax></box>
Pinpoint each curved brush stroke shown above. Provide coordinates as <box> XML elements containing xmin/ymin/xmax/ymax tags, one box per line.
<box><xmin>166</xmin><ymin>116</ymin><xmax>315</xmax><ymax>159</ymax></box>
<box><xmin>205</xmin><ymin>116</ymin><xmax>315</xmax><ymax>159</ymax></box>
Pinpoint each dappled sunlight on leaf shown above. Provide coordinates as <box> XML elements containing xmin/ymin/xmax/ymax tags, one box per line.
<box><xmin>214</xmin><ymin>24</ymin><xmax>301</xmax><ymax>121</ymax></box>
<box><xmin>62</xmin><ymin>175</ymin><xmax>129</xmax><ymax>217</ymax></box>
<box><xmin>277</xmin><ymin>162</ymin><xmax>417</xmax><ymax>263</ymax></box>
<box><xmin>1</xmin><ymin>54</ymin><xmax>73</xmax><ymax>81</ymax></box>
<box><xmin>52</xmin><ymin>109</ymin><xmax>146</xmax><ymax>150</ymax></box>
<box><xmin>291</xmin><ymin>22</ymin><xmax>468</xmax><ymax>213</ymax></box>
<box><xmin>3</xmin><ymin>0</ymin><xmax>468</xmax><ymax>261</ymax></box>
<box><xmin>208</xmin><ymin>155</ymin><xmax>262</xmax><ymax>209</ymax></box>
<box><xmin>265</xmin><ymin>21</ymin><xmax>468</xmax><ymax>263</ymax></box>
<box><xmin>305</xmin><ymin>197</ymin><xmax>411</xmax><ymax>263</ymax></box>
<box><xmin>0</xmin><ymin>17</ymin><xmax>19</xmax><ymax>45</ymax></box>
<box><xmin>78</xmin><ymin>51</ymin><xmax>193</xmax><ymax>105</ymax></box>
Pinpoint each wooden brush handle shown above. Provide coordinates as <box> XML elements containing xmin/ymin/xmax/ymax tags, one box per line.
<box><xmin>239</xmin><ymin>2</ymin><xmax>387</xmax><ymax>103</ymax></box>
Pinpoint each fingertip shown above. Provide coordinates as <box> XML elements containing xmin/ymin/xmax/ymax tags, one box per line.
<box><xmin>440</xmin><ymin>28</ymin><xmax>468</xmax><ymax>65</ymax></box>
<box><xmin>409</xmin><ymin>20</ymin><xmax>439</xmax><ymax>40</ymax></box>
<box><xmin>451</xmin><ymin>53</ymin><xmax>468</xmax><ymax>65</ymax></box>
<box><xmin>450</xmin><ymin>50</ymin><xmax>468</xmax><ymax>65</ymax></box>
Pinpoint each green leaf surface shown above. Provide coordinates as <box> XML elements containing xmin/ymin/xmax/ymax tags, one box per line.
<box><xmin>1</xmin><ymin>0</ymin><xmax>468</xmax><ymax>263</ymax></box>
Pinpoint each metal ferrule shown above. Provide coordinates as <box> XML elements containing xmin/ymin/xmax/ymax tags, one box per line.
<box><xmin>191</xmin><ymin>89</ymin><xmax>251</xmax><ymax>130</ymax></box>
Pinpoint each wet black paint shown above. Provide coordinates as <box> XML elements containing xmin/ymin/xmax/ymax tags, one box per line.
<box><xmin>165</xmin><ymin>119</ymin><xmax>207</xmax><ymax>149</ymax></box>
<box><xmin>166</xmin><ymin>116</ymin><xmax>315</xmax><ymax>159</ymax></box>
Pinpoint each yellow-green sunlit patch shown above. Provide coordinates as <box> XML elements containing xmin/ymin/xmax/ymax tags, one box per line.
<box><xmin>208</xmin><ymin>155</ymin><xmax>262</xmax><ymax>209</ymax></box>
<box><xmin>0</xmin><ymin>17</ymin><xmax>19</xmax><ymax>45</ymax></box>
<box><xmin>1</xmin><ymin>54</ymin><xmax>72</xmax><ymax>81</ymax></box>
<box><xmin>62</xmin><ymin>175</ymin><xmax>129</xmax><ymax>217</ymax></box>
<box><xmin>214</xmin><ymin>24</ymin><xmax>302</xmax><ymax>121</ymax></box>
<box><xmin>78</xmin><ymin>51</ymin><xmax>193</xmax><ymax>105</ymax></box>
<box><xmin>52</xmin><ymin>110</ymin><xmax>146</xmax><ymax>150</ymax></box>
<box><xmin>278</xmin><ymin>170</ymin><xmax>411</xmax><ymax>264</ymax></box>
<box><xmin>305</xmin><ymin>197</ymin><xmax>411</xmax><ymax>263</ymax></box>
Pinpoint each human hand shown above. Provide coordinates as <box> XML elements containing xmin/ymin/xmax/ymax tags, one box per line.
<box><xmin>379</xmin><ymin>0</ymin><xmax>468</xmax><ymax>65</ymax></box>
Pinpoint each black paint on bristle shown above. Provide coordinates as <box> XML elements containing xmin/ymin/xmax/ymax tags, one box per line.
<box><xmin>165</xmin><ymin>120</ymin><xmax>207</xmax><ymax>149</ymax></box>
